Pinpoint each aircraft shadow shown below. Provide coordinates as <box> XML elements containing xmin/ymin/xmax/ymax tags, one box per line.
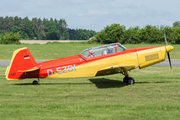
<box><xmin>135</xmin><ymin>81</ymin><xmax>172</xmax><ymax>84</ymax></box>
<box><xmin>14</xmin><ymin>78</ymin><xmax>127</xmax><ymax>88</ymax></box>
<box><xmin>89</xmin><ymin>78</ymin><xmax>127</xmax><ymax>89</ymax></box>
<box><xmin>14</xmin><ymin>83</ymin><xmax>93</xmax><ymax>86</ymax></box>
<box><xmin>14</xmin><ymin>81</ymin><xmax>171</xmax><ymax>86</ymax></box>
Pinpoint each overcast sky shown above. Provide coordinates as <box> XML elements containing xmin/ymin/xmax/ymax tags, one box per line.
<box><xmin>1</xmin><ymin>0</ymin><xmax>180</xmax><ymax>31</ymax></box>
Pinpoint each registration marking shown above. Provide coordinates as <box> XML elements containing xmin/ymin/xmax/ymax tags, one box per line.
<box><xmin>47</xmin><ymin>64</ymin><xmax>76</xmax><ymax>76</ymax></box>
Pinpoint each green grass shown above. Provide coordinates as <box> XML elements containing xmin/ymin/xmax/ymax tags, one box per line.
<box><xmin>0</xmin><ymin>42</ymin><xmax>179</xmax><ymax>60</ymax></box>
<box><xmin>0</xmin><ymin>42</ymin><xmax>180</xmax><ymax>119</ymax></box>
<box><xmin>0</xmin><ymin>66</ymin><xmax>180</xmax><ymax>120</ymax></box>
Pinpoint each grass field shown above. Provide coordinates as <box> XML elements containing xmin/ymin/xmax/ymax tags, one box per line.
<box><xmin>0</xmin><ymin>66</ymin><xmax>180</xmax><ymax>120</ymax></box>
<box><xmin>0</xmin><ymin>42</ymin><xmax>179</xmax><ymax>60</ymax></box>
<box><xmin>0</xmin><ymin>42</ymin><xmax>180</xmax><ymax>119</ymax></box>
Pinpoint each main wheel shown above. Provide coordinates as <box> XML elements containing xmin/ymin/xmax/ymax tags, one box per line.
<box><xmin>127</xmin><ymin>77</ymin><xmax>135</xmax><ymax>85</ymax></box>
<box><xmin>32</xmin><ymin>80</ymin><xmax>39</xmax><ymax>85</ymax></box>
<box><xmin>123</xmin><ymin>77</ymin><xmax>128</xmax><ymax>83</ymax></box>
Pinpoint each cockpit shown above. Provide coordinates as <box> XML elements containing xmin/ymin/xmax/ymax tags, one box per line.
<box><xmin>80</xmin><ymin>43</ymin><xmax>126</xmax><ymax>58</ymax></box>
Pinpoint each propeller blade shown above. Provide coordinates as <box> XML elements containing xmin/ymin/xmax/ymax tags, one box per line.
<box><xmin>164</xmin><ymin>30</ymin><xmax>168</xmax><ymax>46</ymax></box>
<box><xmin>164</xmin><ymin>30</ymin><xmax>172</xmax><ymax>69</ymax></box>
<box><xmin>167</xmin><ymin>52</ymin><xmax>172</xmax><ymax>69</ymax></box>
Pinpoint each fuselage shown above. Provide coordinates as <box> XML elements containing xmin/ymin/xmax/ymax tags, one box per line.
<box><xmin>5</xmin><ymin>43</ymin><xmax>173</xmax><ymax>80</ymax></box>
<box><xmin>35</xmin><ymin>45</ymin><xmax>172</xmax><ymax>79</ymax></box>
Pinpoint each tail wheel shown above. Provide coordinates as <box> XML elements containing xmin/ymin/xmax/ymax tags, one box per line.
<box><xmin>32</xmin><ymin>80</ymin><xmax>38</xmax><ymax>85</ymax></box>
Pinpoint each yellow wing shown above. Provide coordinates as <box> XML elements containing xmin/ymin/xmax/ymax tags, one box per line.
<box><xmin>95</xmin><ymin>62</ymin><xmax>137</xmax><ymax>76</ymax></box>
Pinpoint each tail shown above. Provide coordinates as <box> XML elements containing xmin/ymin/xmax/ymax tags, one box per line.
<box><xmin>5</xmin><ymin>47</ymin><xmax>39</xmax><ymax>80</ymax></box>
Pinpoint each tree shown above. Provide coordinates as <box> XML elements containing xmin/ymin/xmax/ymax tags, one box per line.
<box><xmin>58</xmin><ymin>19</ymin><xmax>69</xmax><ymax>40</ymax></box>
<box><xmin>14</xmin><ymin>16</ymin><xmax>21</xmax><ymax>27</ymax></box>
<box><xmin>11</xmin><ymin>26</ymin><xmax>21</xmax><ymax>33</ymax></box>
<box><xmin>95</xmin><ymin>23</ymin><xmax>126</xmax><ymax>44</ymax></box>
<box><xmin>45</xmin><ymin>21</ymin><xmax>60</xmax><ymax>40</ymax></box>
<box><xmin>37</xmin><ymin>18</ymin><xmax>43</xmax><ymax>39</ymax></box>
<box><xmin>32</xmin><ymin>17</ymin><xmax>39</xmax><ymax>39</ymax></box>
<box><xmin>41</xmin><ymin>18</ymin><xmax>48</xmax><ymax>39</ymax></box>
<box><xmin>68</xmin><ymin>29</ymin><xmax>76</xmax><ymax>40</ymax></box>
<box><xmin>0</xmin><ymin>30</ymin><xmax>6</xmax><ymax>35</ymax></box>
<box><xmin>20</xmin><ymin>17</ymin><xmax>35</xmax><ymax>39</ymax></box>
<box><xmin>0</xmin><ymin>17</ymin><xmax>4</xmax><ymax>30</ymax></box>
<box><xmin>173</xmin><ymin>21</ymin><xmax>180</xmax><ymax>27</ymax></box>
<box><xmin>168</xmin><ymin>27</ymin><xmax>180</xmax><ymax>44</ymax></box>
<box><xmin>138</xmin><ymin>25</ymin><xmax>164</xmax><ymax>43</ymax></box>
<box><xmin>0</xmin><ymin>16</ymin><xmax>97</xmax><ymax>41</ymax></box>
<box><xmin>123</xmin><ymin>26</ymin><xmax>140</xmax><ymax>44</ymax></box>
<box><xmin>74</xmin><ymin>29</ymin><xmax>96</xmax><ymax>40</ymax></box>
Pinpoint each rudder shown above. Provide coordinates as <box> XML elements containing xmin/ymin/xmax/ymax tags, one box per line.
<box><xmin>5</xmin><ymin>47</ymin><xmax>39</xmax><ymax>80</ymax></box>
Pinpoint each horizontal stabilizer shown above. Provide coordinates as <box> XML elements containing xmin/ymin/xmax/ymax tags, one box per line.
<box><xmin>18</xmin><ymin>67</ymin><xmax>40</xmax><ymax>72</ymax></box>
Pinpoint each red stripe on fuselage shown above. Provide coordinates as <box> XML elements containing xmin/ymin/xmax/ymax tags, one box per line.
<box><xmin>37</xmin><ymin>55</ymin><xmax>86</xmax><ymax>78</ymax></box>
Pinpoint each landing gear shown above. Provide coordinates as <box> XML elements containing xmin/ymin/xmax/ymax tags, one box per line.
<box><xmin>122</xmin><ymin>69</ymin><xmax>135</xmax><ymax>85</ymax></box>
<box><xmin>123</xmin><ymin>77</ymin><xmax>135</xmax><ymax>85</ymax></box>
<box><xmin>32</xmin><ymin>78</ymin><xmax>40</xmax><ymax>85</ymax></box>
<box><xmin>32</xmin><ymin>80</ymin><xmax>38</xmax><ymax>85</ymax></box>
<box><xmin>123</xmin><ymin>77</ymin><xmax>128</xmax><ymax>83</ymax></box>
<box><xmin>127</xmin><ymin>77</ymin><xmax>135</xmax><ymax>85</ymax></box>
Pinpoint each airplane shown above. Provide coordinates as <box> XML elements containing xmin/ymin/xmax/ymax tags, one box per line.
<box><xmin>5</xmin><ymin>32</ymin><xmax>174</xmax><ymax>85</ymax></box>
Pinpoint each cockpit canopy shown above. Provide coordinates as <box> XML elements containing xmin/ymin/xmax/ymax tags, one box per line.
<box><xmin>80</xmin><ymin>43</ymin><xmax>126</xmax><ymax>58</ymax></box>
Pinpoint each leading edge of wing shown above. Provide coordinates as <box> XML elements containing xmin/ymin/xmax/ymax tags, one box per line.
<box><xmin>99</xmin><ymin>62</ymin><xmax>137</xmax><ymax>71</ymax></box>
<box><xmin>95</xmin><ymin>62</ymin><xmax>137</xmax><ymax>76</ymax></box>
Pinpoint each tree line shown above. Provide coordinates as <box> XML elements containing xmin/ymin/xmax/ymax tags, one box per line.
<box><xmin>89</xmin><ymin>23</ymin><xmax>180</xmax><ymax>44</ymax></box>
<box><xmin>0</xmin><ymin>16</ymin><xmax>96</xmax><ymax>40</ymax></box>
<box><xmin>1</xmin><ymin>16</ymin><xmax>180</xmax><ymax>44</ymax></box>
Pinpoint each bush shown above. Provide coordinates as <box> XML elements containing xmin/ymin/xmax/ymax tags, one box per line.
<box><xmin>0</xmin><ymin>32</ymin><xmax>20</xmax><ymax>44</ymax></box>
<box><xmin>88</xmin><ymin>37</ymin><xmax>98</xmax><ymax>44</ymax></box>
<box><xmin>95</xmin><ymin>23</ymin><xmax>126</xmax><ymax>44</ymax></box>
<box><xmin>92</xmin><ymin>24</ymin><xmax>180</xmax><ymax>44</ymax></box>
<box><xmin>138</xmin><ymin>25</ymin><xmax>163</xmax><ymax>44</ymax></box>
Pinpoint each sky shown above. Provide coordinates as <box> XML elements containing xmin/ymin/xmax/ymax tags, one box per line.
<box><xmin>1</xmin><ymin>0</ymin><xmax>180</xmax><ymax>31</ymax></box>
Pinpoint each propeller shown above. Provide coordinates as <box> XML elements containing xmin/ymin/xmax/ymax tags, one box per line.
<box><xmin>164</xmin><ymin>30</ymin><xmax>172</xmax><ymax>69</ymax></box>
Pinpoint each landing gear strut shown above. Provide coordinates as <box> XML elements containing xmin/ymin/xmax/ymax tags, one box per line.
<box><xmin>32</xmin><ymin>78</ymin><xmax>40</xmax><ymax>85</ymax></box>
<box><xmin>122</xmin><ymin>69</ymin><xmax>135</xmax><ymax>85</ymax></box>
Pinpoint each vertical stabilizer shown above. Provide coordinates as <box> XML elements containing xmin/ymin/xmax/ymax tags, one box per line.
<box><xmin>5</xmin><ymin>48</ymin><xmax>39</xmax><ymax>80</ymax></box>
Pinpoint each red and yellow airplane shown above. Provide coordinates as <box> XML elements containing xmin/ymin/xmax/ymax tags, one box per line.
<box><xmin>5</xmin><ymin>37</ymin><xmax>173</xmax><ymax>85</ymax></box>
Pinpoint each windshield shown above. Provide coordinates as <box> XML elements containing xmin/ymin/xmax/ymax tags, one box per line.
<box><xmin>80</xmin><ymin>43</ymin><xmax>126</xmax><ymax>58</ymax></box>
<box><xmin>117</xmin><ymin>43</ymin><xmax>126</xmax><ymax>52</ymax></box>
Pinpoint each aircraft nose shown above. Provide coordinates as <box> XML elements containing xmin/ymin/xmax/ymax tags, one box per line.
<box><xmin>166</xmin><ymin>45</ymin><xmax>174</xmax><ymax>53</ymax></box>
